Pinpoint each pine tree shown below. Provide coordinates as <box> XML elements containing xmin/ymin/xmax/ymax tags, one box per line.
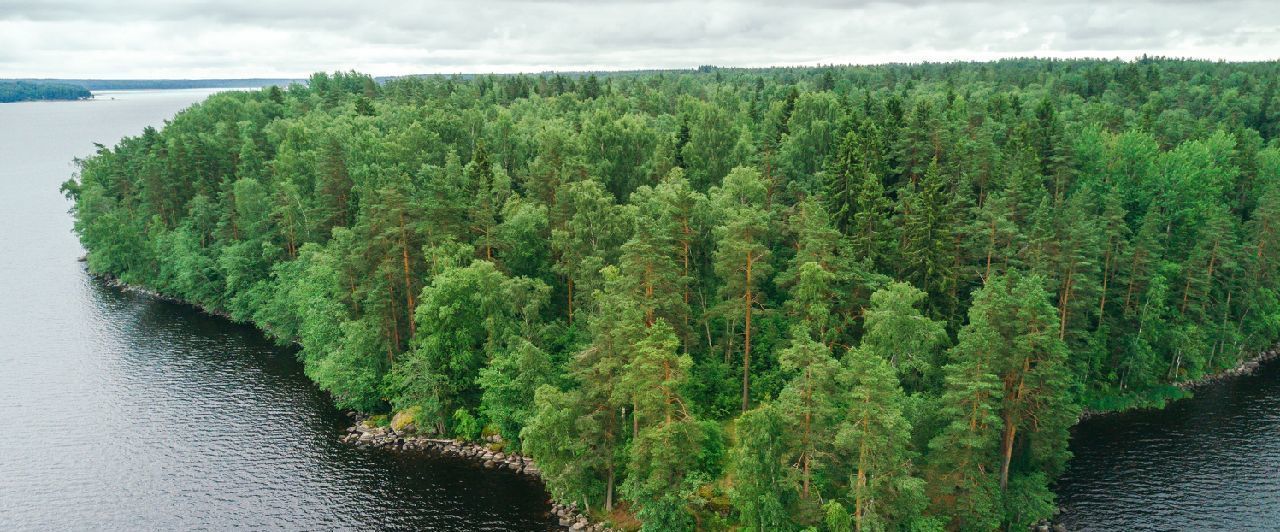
<box><xmin>551</xmin><ymin>179</ymin><xmax>626</xmax><ymax>324</ymax></box>
<box><xmin>1094</xmin><ymin>186</ymin><xmax>1131</xmax><ymax>327</ymax></box>
<box><xmin>777</xmin><ymin>324</ymin><xmax>844</xmax><ymax>501</ymax></box>
<box><xmin>731</xmin><ymin>404</ymin><xmax>797</xmax><ymax>531</ymax></box>
<box><xmin>711</xmin><ymin>166</ymin><xmax>773</xmax><ymax>412</ymax></box>
<box><xmin>622</xmin><ymin>180</ymin><xmax>693</xmax><ymax>333</ymax></box>
<box><xmin>925</xmin><ymin>278</ymin><xmax>1005</xmax><ymax>531</ymax></box>
<box><xmin>778</xmin><ymin>199</ymin><xmax>847</xmax><ymax>344</ymax></box>
<box><xmin>316</xmin><ymin>136</ymin><xmax>354</xmax><ymax>232</ymax></box>
<box><xmin>1246</xmin><ymin>159</ymin><xmax>1280</xmax><ymax>285</ymax></box>
<box><xmin>839</xmin><ymin>339</ymin><xmax>926</xmax><ymax>531</ymax></box>
<box><xmin>968</xmin><ymin>192</ymin><xmax>1021</xmax><ymax>284</ymax></box>
<box><xmin>859</xmin><ymin>282</ymin><xmax>948</xmax><ymax>392</ymax></box>
<box><xmin>620</xmin><ymin>320</ymin><xmax>703</xmax><ymax>530</ymax></box>
<box><xmin>993</xmin><ymin>274</ymin><xmax>1078</xmax><ymax>497</ymax></box>
<box><xmin>1037</xmin><ymin>191</ymin><xmax>1103</xmax><ymax>346</ymax></box>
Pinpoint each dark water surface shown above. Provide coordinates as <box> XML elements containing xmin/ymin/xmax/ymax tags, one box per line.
<box><xmin>1056</xmin><ymin>358</ymin><xmax>1280</xmax><ymax>531</ymax></box>
<box><xmin>0</xmin><ymin>90</ymin><xmax>555</xmax><ymax>530</ymax></box>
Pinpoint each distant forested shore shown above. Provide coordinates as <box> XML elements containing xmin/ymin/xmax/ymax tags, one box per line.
<box><xmin>63</xmin><ymin>58</ymin><xmax>1280</xmax><ymax>531</ymax></box>
<box><xmin>0</xmin><ymin>80</ymin><xmax>91</xmax><ymax>103</ymax></box>
<box><xmin>1</xmin><ymin>78</ymin><xmax>301</xmax><ymax>103</ymax></box>
<box><xmin>11</xmin><ymin>78</ymin><xmax>297</xmax><ymax>91</ymax></box>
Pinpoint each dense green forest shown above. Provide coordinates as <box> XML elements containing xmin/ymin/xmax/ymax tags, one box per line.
<box><xmin>0</xmin><ymin>80</ymin><xmax>91</xmax><ymax>102</ymax></box>
<box><xmin>63</xmin><ymin>59</ymin><xmax>1280</xmax><ymax>531</ymax></box>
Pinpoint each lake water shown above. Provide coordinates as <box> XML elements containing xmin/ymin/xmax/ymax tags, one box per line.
<box><xmin>1056</xmin><ymin>356</ymin><xmax>1280</xmax><ymax>531</ymax></box>
<box><xmin>0</xmin><ymin>89</ymin><xmax>556</xmax><ymax>530</ymax></box>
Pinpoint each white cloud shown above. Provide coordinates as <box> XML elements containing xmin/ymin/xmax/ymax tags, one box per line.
<box><xmin>0</xmin><ymin>0</ymin><xmax>1276</xmax><ymax>78</ymax></box>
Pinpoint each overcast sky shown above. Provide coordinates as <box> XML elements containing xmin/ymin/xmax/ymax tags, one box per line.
<box><xmin>1</xmin><ymin>0</ymin><xmax>1277</xmax><ymax>79</ymax></box>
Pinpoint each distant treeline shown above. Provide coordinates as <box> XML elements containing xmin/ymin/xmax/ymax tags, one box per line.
<box><xmin>11</xmin><ymin>78</ymin><xmax>298</xmax><ymax>91</ymax></box>
<box><xmin>0</xmin><ymin>81</ymin><xmax>92</xmax><ymax>103</ymax></box>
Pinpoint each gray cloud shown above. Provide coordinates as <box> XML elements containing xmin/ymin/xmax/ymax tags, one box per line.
<box><xmin>0</xmin><ymin>0</ymin><xmax>1275</xmax><ymax>78</ymax></box>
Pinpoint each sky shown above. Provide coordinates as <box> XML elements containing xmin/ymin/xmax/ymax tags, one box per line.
<box><xmin>1</xmin><ymin>0</ymin><xmax>1277</xmax><ymax>79</ymax></box>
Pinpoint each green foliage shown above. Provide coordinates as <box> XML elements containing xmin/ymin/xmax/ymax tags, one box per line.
<box><xmin>0</xmin><ymin>80</ymin><xmax>91</xmax><ymax>102</ymax></box>
<box><xmin>731</xmin><ymin>405</ymin><xmax>797</xmax><ymax>532</ymax></box>
<box><xmin>777</xmin><ymin>324</ymin><xmax>843</xmax><ymax>504</ymax></box>
<box><xmin>622</xmin><ymin>404</ymin><xmax>704</xmax><ymax>530</ymax></box>
<box><xmin>451</xmin><ymin>408</ymin><xmax>482</xmax><ymax>441</ymax></box>
<box><xmin>522</xmin><ymin>386</ymin><xmax>602</xmax><ymax>509</ymax></box>
<box><xmin>860</xmin><ymin>282</ymin><xmax>949</xmax><ymax>391</ymax></box>
<box><xmin>64</xmin><ymin>61</ymin><xmax>1280</xmax><ymax>531</ymax></box>
<box><xmin>823</xmin><ymin>501</ymin><xmax>852</xmax><ymax>532</ymax></box>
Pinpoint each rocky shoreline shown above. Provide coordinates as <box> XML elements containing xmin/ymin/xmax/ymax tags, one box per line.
<box><xmin>1077</xmin><ymin>343</ymin><xmax>1280</xmax><ymax>422</ymax></box>
<box><xmin>89</xmin><ymin>270</ymin><xmax>610</xmax><ymax>531</ymax></box>
<box><xmin>342</xmin><ymin>417</ymin><xmax>611</xmax><ymax>532</ymax></box>
<box><xmin>97</xmin><ymin>272</ymin><xmax>238</xmax><ymax>321</ymax></box>
<box><xmin>1174</xmin><ymin>344</ymin><xmax>1280</xmax><ymax>390</ymax></box>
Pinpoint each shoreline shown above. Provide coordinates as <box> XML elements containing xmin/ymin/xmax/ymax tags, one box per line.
<box><xmin>94</xmin><ymin>269</ymin><xmax>1277</xmax><ymax>532</ymax></box>
<box><xmin>99</xmin><ymin>272</ymin><xmax>236</xmax><ymax>321</ymax></box>
<box><xmin>1172</xmin><ymin>344</ymin><xmax>1280</xmax><ymax>391</ymax></box>
<box><xmin>340</xmin><ymin>419</ymin><xmax>608</xmax><ymax>532</ymax></box>
<box><xmin>1076</xmin><ymin>343</ymin><xmax>1280</xmax><ymax>422</ymax></box>
<box><xmin>94</xmin><ymin>269</ymin><xmax>608</xmax><ymax>532</ymax></box>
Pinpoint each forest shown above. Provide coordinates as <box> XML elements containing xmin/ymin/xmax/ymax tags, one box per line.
<box><xmin>62</xmin><ymin>59</ymin><xmax>1280</xmax><ymax>531</ymax></box>
<box><xmin>0</xmin><ymin>80</ymin><xmax>91</xmax><ymax>103</ymax></box>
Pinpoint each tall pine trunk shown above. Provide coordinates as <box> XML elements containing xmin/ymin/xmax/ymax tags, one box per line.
<box><xmin>400</xmin><ymin>212</ymin><xmax>415</xmax><ymax>338</ymax></box>
<box><xmin>742</xmin><ymin>250</ymin><xmax>754</xmax><ymax>412</ymax></box>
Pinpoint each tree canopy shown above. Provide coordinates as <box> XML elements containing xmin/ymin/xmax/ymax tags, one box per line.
<box><xmin>64</xmin><ymin>60</ymin><xmax>1280</xmax><ymax>530</ymax></box>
